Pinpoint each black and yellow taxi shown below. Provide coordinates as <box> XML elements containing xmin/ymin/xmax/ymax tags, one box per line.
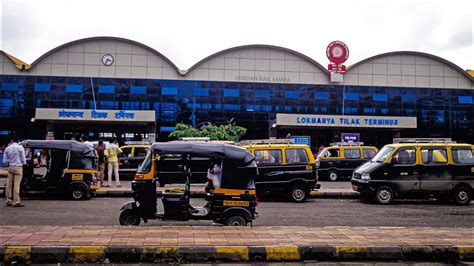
<box><xmin>118</xmin><ymin>143</ymin><xmax>151</xmax><ymax>180</ymax></box>
<box><xmin>241</xmin><ymin>139</ymin><xmax>319</xmax><ymax>202</ymax></box>
<box><xmin>351</xmin><ymin>138</ymin><xmax>474</xmax><ymax>205</ymax></box>
<box><xmin>316</xmin><ymin>142</ymin><xmax>378</xmax><ymax>181</ymax></box>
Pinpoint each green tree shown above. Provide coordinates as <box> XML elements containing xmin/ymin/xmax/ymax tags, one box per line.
<box><xmin>169</xmin><ymin>120</ymin><xmax>247</xmax><ymax>142</ymax></box>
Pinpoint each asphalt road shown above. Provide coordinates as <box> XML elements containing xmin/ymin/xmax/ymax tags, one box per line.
<box><xmin>1</xmin><ymin>196</ymin><xmax>472</xmax><ymax>227</ymax></box>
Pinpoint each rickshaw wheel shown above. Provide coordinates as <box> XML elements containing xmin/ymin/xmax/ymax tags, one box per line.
<box><xmin>71</xmin><ymin>187</ymin><xmax>86</xmax><ymax>200</ymax></box>
<box><xmin>289</xmin><ymin>185</ymin><xmax>307</xmax><ymax>203</ymax></box>
<box><xmin>225</xmin><ymin>215</ymin><xmax>247</xmax><ymax>226</ymax></box>
<box><xmin>119</xmin><ymin>210</ymin><xmax>141</xmax><ymax>226</ymax></box>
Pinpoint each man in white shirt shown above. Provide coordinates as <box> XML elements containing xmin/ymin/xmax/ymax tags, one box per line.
<box><xmin>3</xmin><ymin>136</ymin><xmax>26</xmax><ymax>207</ymax></box>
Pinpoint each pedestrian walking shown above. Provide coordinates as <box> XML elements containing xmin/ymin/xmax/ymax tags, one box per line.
<box><xmin>2</xmin><ymin>136</ymin><xmax>26</xmax><ymax>207</ymax></box>
<box><xmin>104</xmin><ymin>139</ymin><xmax>122</xmax><ymax>187</ymax></box>
<box><xmin>95</xmin><ymin>139</ymin><xmax>106</xmax><ymax>187</ymax></box>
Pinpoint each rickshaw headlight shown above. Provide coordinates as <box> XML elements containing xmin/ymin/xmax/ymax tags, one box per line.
<box><xmin>361</xmin><ymin>173</ymin><xmax>371</xmax><ymax>181</ymax></box>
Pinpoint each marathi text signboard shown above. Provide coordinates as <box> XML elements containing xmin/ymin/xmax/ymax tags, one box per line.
<box><xmin>276</xmin><ymin>113</ymin><xmax>417</xmax><ymax>129</ymax></box>
<box><xmin>35</xmin><ymin>108</ymin><xmax>155</xmax><ymax>122</ymax></box>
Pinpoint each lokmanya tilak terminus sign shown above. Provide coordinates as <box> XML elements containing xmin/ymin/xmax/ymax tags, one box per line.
<box><xmin>276</xmin><ymin>113</ymin><xmax>417</xmax><ymax>129</ymax></box>
<box><xmin>34</xmin><ymin>108</ymin><xmax>155</xmax><ymax>122</ymax></box>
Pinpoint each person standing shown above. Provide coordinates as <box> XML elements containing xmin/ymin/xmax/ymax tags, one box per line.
<box><xmin>3</xmin><ymin>136</ymin><xmax>26</xmax><ymax>207</ymax></box>
<box><xmin>95</xmin><ymin>139</ymin><xmax>106</xmax><ymax>187</ymax></box>
<box><xmin>104</xmin><ymin>139</ymin><xmax>122</xmax><ymax>187</ymax></box>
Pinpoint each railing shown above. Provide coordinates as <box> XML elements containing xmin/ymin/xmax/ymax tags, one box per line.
<box><xmin>393</xmin><ymin>138</ymin><xmax>455</xmax><ymax>144</ymax></box>
<box><xmin>329</xmin><ymin>142</ymin><xmax>364</xmax><ymax>147</ymax></box>
<box><xmin>239</xmin><ymin>139</ymin><xmax>295</xmax><ymax>145</ymax></box>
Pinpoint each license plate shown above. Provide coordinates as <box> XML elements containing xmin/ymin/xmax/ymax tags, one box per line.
<box><xmin>72</xmin><ymin>174</ymin><xmax>83</xmax><ymax>181</ymax></box>
<box><xmin>223</xmin><ymin>200</ymin><xmax>250</xmax><ymax>207</ymax></box>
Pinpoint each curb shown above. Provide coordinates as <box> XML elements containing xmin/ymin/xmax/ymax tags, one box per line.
<box><xmin>0</xmin><ymin>188</ymin><xmax>360</xmax><ymax>199</ymax></box>
<box><xmin>1</xmin><ymin>245</ymin><xmax>472</xmax><ymax>263</ymax></box>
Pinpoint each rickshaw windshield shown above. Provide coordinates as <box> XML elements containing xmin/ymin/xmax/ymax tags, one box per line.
<box><xmin>137</xmin><ymin>149</ymin><xmax>152</xmax><ymax>173</ymax></box>
<box><xmin>372</xmin><ymin>146</ymin><xmax>395</xmax><ymax>163</ymax></box>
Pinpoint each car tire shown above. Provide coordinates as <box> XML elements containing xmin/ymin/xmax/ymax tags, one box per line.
<box><xmin>71</xmin><ymin>187</ymin><xmax>86</xmax><ymax>200</ymax></box>
<box><xmin>289</xmin><ymin>185</ymin><xmax>307</xmax><ymax>203</ymax></box>
<box><xmin>328</xmin><ymin>171</ymin><xmax>338</xmax><ymax>181</ymax></box>
<box><xmin>119</xmin><ymin>209</ymin><xmax>141</xmax><ymax>226</ymax></box>
<box><xmin>375</xmin><ymin>186</ymin><xmax>394</xmax><ymax>204</ymax></box>
<box><xmin>453</xmin><ymin>186</ymin><xmax>472</xmax><ymax>206</ymax></box>
<box><xmin>225</xmin><ymin>215</ymin><xmax>247</xmax><ymax>226</ymax></box>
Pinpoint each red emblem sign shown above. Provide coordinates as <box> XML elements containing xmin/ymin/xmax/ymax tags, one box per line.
<box><xmin>326</xmin><ymin>41</ymin><xmax>349</xmax><ymax>65</ymax></box>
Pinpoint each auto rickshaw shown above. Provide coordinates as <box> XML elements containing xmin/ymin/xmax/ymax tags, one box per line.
<box><xmin>21</xmin><ymin>140</ymin><xmax>98</xmax><ymax>200</ymax></box>
<box><xmin>119</xmin><ymin>142</ymin><xmax>258</xmax><ymax>226</ymax></box>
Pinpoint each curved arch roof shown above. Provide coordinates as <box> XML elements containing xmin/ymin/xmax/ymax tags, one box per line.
<box><xmin>1</xmin><ymin>37</ymin><xmax>472</xmax><ymax>82</ymax></box>
<box><xmin>186</xmin><ymin>44</ymin><xmax>329</xmax><ymax>75</ymax></box>
<box><xmin>28</xmin><ymin>36</ymin><xmax>181</xmax><ymax>72</ymax></box>
<box><xmin>348</xmin><ymin>51</ymin><xmax>473</xmax><ymax>81</ymax></box>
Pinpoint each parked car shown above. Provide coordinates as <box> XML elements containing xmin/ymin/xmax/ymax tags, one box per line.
<box><xmin>351</xmin><ymin>138</ymin><xmax>474</xmax><ymax>205</ymax></box>
<box><xmin>316</xmin><ymin>143</ymin><xmax>378</xmax><ymax>181</ymax></box>
<box><xmin>241</xmin><ymin>139</ymin><xmax>319</xmax><ymax>202</ymax></box>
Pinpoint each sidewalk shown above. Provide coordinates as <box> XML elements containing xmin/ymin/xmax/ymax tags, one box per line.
<box><xmin>0</xmin><ymin>179</ymin><xmax>360</xmax><ymax>198</ymax></box>
<box><xmin>0</xmin><ymin>226</ymin><xmax>472</xmax><ymax>263</ymax></box>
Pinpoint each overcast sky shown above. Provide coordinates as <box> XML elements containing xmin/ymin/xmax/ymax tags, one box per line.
<box><xmin>1</xmin><ymin>0</ymin><xmax>472</xmax><ymax>70</ymax></box>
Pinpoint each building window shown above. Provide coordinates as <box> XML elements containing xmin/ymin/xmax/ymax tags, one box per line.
<box><xmin>193</xmin><ymin>88</ymin><xmax>208</xmax><ymax>97</ymax></box>
<box><xmin>255</xmin><ymin>90</ymin><xmax>269</xmax><ymax>98</ymax></box>
<box><xmin>1</xmin><ymin>82</ymin><xmax>18</xmax><ymax>91</ymax></box>
<box><xmin>34</xmin><ymin>83</ymin><xmax>51</xmax><ymax>92</ymax></box>
<box><xmin>162</xmin><ymin>87</ymin><xmax>178</xmax><ymax>95</ymax></box>
<box><xmin>99</xmin><ymin>101</ymin><xmax>117</xmax><ymax>109</ymax></box>
<box><xmin>122</xmin><ymin>101</ymin><xmax>140</xmax><ymax>110</ymax></box>
<box><xmin>373</xmin><ymin>93</ymin><xmax>388</xmax><ymax>102</ymax></box>
<box><xmin>0</xmin><ymin>98</ymin><xmax>13</xmax><ymax>117</ymax></box>
<box><xmin>160</xmin><ymin>126</ymin><xmax>176</xmax><ymax>132</ymax></box>
<box><xmin>343</xmin><ymin>107</ymin><xmax>357</xmax><ymax>114</ymax></box>
<box><xmin>224</xmin><ymin>104</ymin><xmax>240</xmax><ymax>111</ymax></box>
<box><xmin>162</xmin><ymin>102</ymin><xmax>178</xmax><ymax>122</ymax></box>
<box><xmin>364</xmin><ymin>107</ymin><xmax>376</xmax><ymax>114</ymax></box>
<box><xmin>284</xmin><ymin>91</ymin><xmax>300</xmax><ymax>99</ymax></box>
<box><xmin>98</xmin><ymin>85</ymin><xmax>115</xmax><ymax>94</ymax></box>
<box><xmin>66</xmin><ymin>84</ymin><xmax>83</xmax><ymax>93</ymax></box>
<box><xmin>223</xmin><ymin>88</ymin><xmax>239</xmax><ymax>97</ymax></box>
<box><xmin>344</xmin><ymin>92</ymin><xmax>359</xmax><ymax>101</ymax></box>
<box><xmin>402</xmin><ymin>95</ymin><xmax>416</xmax><ymax>102</ymax></box>
<box><xmin>315</xmin><ymin>92</ymin><xmax>330</xmax><ymax>100</ymax></box>
<box><xmin>130</xmin><ymin>85</ymin><xmax>146</xmax><ymax>95</ymax></box>
<box><xmin>458</xmin><ymin>96</ymin><xmax>473</xmax><ymax>105</ymax></box>
<box><xmin>404</xmin><ymin>109</ymin><xmax>415</xmax><ymax>116</ymax></box>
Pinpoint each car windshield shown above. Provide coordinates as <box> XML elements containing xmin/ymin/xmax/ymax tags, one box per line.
<box><xmin>372</xmin><ymin>146</ymin><xmax>395</xmax><ymax>163</ymax></box>
<box><xmin>137</xmin><ymin>149</ymin><xmax>152</xmax><ymax>173</ymax></box>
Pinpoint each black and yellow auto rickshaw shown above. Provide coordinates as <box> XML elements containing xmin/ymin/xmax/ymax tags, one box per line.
<box><xmin>119</xmin><ymin>142</ymin><xmax>258</xmax><ymax>226</ymax></box>
<box><xmin>21</xmin><ymin>140</ymin><xmax>98</xmax><ymax>200</ymax></box>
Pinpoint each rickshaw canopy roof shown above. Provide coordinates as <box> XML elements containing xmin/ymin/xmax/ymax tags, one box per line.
<box><xmin>151</xmin><ymin>142</ymin><xmax>255</xmax><ymax>165</ymax></box>
<box><xmin>21</xmin><ymin>140</ymin><xmax>97</xmax><ymax>157</ymax></box>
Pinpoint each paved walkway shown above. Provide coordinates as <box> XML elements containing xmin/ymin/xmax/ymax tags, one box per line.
<box><xmin>1</xmin><ymin>226</ymin><xmax>473</xmax><ymax>246</ymax></box>
<box><xmin>0</xmin><ymin>226</ymin><xmax>473</xmax><ymax>263</ymax></box>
